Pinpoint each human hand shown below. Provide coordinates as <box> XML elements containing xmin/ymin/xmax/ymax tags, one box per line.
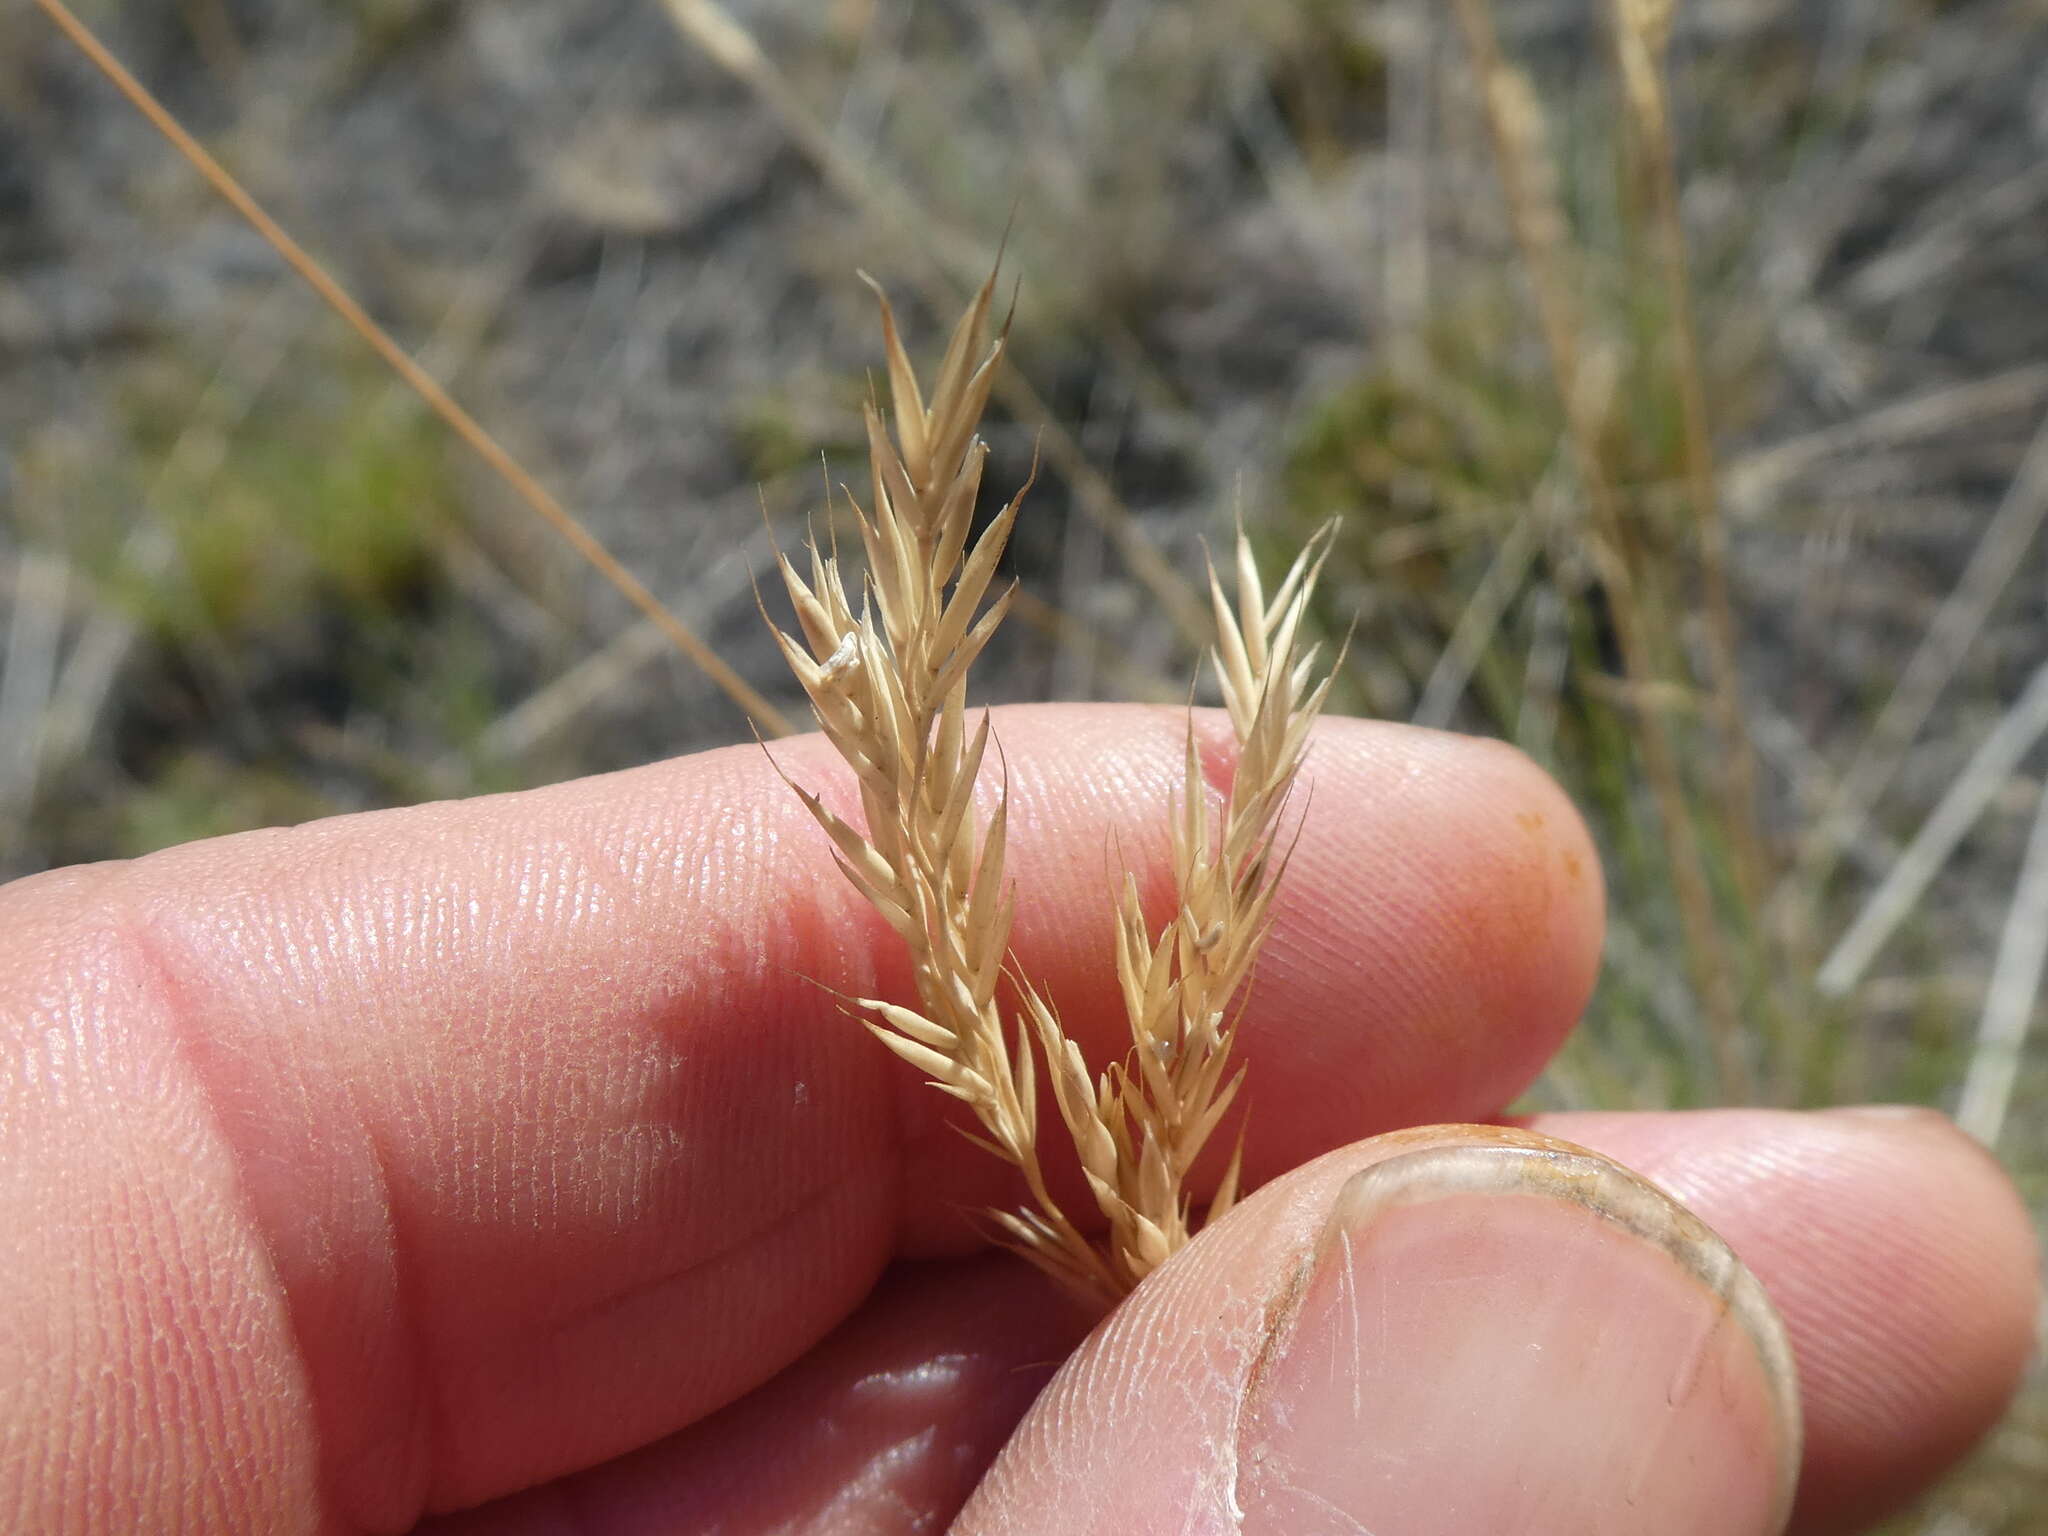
<box><xmin>2</xmin><ymin>707</ymin><xmax>2034</xmax><ymax>1533</ymax></box>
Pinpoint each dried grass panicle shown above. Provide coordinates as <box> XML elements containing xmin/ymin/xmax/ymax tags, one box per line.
<box><xmin>773</xmin><ymin>273</ymin><xmax>1333</xmax><ymax>1309</ymax></box>
<box><xmin>1020</xmin><ymin>527</ymin><xmax>1336</xmax><ymax>1292</ymax></box>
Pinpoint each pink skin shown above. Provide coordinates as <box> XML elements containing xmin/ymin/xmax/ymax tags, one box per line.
<box><xmin>0</xmin><ymin>706</ymin><xmax>2035</xmax><ymax>1534</ymax></box>
<box><xmin>965</xmin><ymin>1127</ymin><xmax>1800</xmax><ymax>1536</ymax></box>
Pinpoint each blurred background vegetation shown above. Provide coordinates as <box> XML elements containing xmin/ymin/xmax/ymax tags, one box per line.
<box><xmin>2</xmin><ymin>0</ymin><xmax>2045</xmax><ymax>1525</ymax></box>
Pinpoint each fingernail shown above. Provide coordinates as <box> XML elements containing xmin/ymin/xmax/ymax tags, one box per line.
<box><xmin>1237</xmin><ymin>1138</ymin><xmax>1801</xmax><ymax>1536</ymax></box>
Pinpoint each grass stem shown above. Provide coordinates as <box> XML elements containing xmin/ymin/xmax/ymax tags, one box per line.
<box><xmin>1449</xmin><ymin>0</ymin><xmax>1750</xmax><ymax>1095</ymax></box>
<box><xmin>31</xmin><ymin>0</ymin><xmax>794</xmax><ymax>739</ymax></box>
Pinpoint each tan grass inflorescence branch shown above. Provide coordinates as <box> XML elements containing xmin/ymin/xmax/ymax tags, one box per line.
<box><xmin>1019</xmin><ymin>527</ymin><xmax>1334</xmax><ymax>1297</ymax></box>
<box><xmin>772</xmin><ymin>273</ymin><xmax>1331</xmax><ymax>1308</ymax></box>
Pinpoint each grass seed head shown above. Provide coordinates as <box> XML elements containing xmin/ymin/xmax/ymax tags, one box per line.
<box><xmin>773</xmin><ymin>273</ymin><xmax>1333</xmax><ymax>1308</ymax></box>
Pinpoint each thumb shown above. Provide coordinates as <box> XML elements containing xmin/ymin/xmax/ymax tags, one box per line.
<box><xmin>958</xmin><ymin>1125</ymin><xmax>1801</xmax><ymax>1536</ymax></box>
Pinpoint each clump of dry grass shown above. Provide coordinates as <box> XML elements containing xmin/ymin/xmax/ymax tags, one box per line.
<box><xmin>1447</xmin><ymin>0</ymin><xmax>1762</xmax><ymax>1096</ymax></box>
<box><xmin>771</xmin><ymin>272</ymin><xmax>1331</xmax><ymax>1307</ymax></box>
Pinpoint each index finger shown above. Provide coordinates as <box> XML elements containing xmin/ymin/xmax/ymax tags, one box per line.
<box><xmin>0</xmin><ymin>705</ymin><xmax>1600</xmax><ymax>1529</ymax></box>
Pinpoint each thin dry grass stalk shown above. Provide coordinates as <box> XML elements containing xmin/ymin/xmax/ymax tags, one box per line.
<box><xmin>772</xmin><ymin>274</ymin><xmax>1330</xmax><ymax>1307</ymax></box>
<box><xmin>28</xmin><ymin>0</ymin><xmax>795</xmax><ymax>740</ymax></box>
<box><xmin>1448</xmin><ymin>0</ymin><xmax>1751</xmax><ymax>1096</ymax></box>
<box><xmin>658</xmin><ymin>0</ymin><xmax>1215</xmax><ymax>651</ymax></box>
<box><xmin>1606</xmin><ymin>0</ymin><xmax>1771</xmax><ymax>917</ymax></box>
